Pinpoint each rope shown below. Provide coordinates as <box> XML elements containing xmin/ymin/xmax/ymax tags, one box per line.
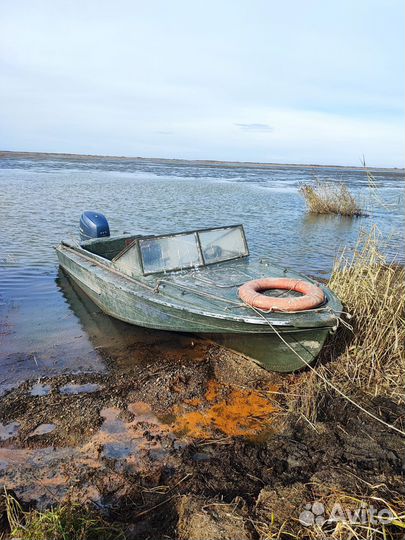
<box><xmin>246</xmin><ymin>303</ymin><xmax>405</xmax><ymax>437</ymax></box>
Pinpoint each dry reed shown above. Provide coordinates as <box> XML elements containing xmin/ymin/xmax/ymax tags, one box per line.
<box><xmin>290</xmin><ymin>225</ymin><xmax>405</xmax><ymax>422</ymax></box>
<box><xmin>299</xmin><ymin>179</ymin><xmax>365</xmax><ymax>216</ymax></box>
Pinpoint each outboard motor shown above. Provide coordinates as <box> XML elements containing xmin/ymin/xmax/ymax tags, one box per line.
<box><xmin>79</xmin><ymin>211</ymin><xmax>110</xmax><ymax>242</ymax></box>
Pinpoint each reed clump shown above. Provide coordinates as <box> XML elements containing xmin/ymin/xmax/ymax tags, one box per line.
<box><xmin>3</xmin><ymin>492</ymin><xmax>125</xmax><ymax>540</ymax></box>
<box><xmin>299</xmin><ymin>179</ymin><xmax>365</xmax><ymax>216</ymax></box>
<box><xmin>291</xmin><ymin>226</ymin><xmax>405</xmax><ymax>421</ymax></box>
<box><xmin>327</xmin><ymin>227</ymin><xmax>405</xmax><ymax>399</ymax></box>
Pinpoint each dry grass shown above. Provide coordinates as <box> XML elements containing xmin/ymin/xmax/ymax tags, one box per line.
<box><xmin>299</xmin><ymin>179</ymin><xmax>365</xmax><ymax>216</ymax></box>
<box><xmin>327</xmin><ymin>226</ymin><xmax>405</xmax><ymax>400</ymax></box>
<box><xmin>290</xmin><ymin>225</ymin><xmax>405</xmax><ymax>422</ymax></box>
<box><xmin>253</xmin><ymin>486</ymin><xmax>405</xmax><ymax>540</ymax></box>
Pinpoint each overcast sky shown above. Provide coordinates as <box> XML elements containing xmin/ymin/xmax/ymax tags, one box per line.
<box><xmin>0</xmin><ymin>0</ymin><xmax>404</xmax><ymax>167</ymax></box>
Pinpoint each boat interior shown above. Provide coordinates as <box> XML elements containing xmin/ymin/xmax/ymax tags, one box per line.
<box><xmin>81</xmin><ymin>225</ymin><xmax>250</xmax><ymax>277</ymax></box>
<box><xmin>78</xmin><ymin>226</ymin><xmax>321</xmax><ymax>310</ymax></box>
<box><xmin>82</xmin><ymin>234</ymin><xmax>141</xmax><ymax>261</ymax></box>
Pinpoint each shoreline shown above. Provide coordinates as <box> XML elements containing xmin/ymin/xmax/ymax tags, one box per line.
<box><xmin>1</xmin><ymin>343</ymin><xmax>404</xmax><ymax>539</ymax></box>
<box><xmin>1</xmin><ymin>150</ymin><xmax>403</xmax><ymax>173</ymax></box>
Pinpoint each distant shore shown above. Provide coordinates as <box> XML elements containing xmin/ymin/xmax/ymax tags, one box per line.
<box><xmin>1</xmin><ymin>150</ymin><xmax>403</xmax><ymax>173</ymax></box>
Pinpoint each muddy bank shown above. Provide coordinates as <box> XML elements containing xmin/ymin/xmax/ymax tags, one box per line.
<box><xmin>1</xmin><ymin>342</ymin><xmax>404</xmax><ymax>539</ymax></box>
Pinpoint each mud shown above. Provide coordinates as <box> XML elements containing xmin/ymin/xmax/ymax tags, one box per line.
<box><xmin>0</xmin><ymin>342</ymin><xmax>404</xmax><ymax>539</ymax></box>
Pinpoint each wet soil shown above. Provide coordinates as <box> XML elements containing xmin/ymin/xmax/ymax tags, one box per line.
<box><xmin>0</xmin><ymin>341</ymin><xmax>404</xmax><ymax>539</ymax></box>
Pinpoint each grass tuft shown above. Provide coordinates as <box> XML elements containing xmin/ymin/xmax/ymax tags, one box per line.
<box><xmin>3</xmin><ymin>491</ymin><xmax>125</xmax><ymax>540</ymax></box>
<box><xmin>299</xmin><ymin>179</ymin><xmax>365</xmax><ymax>216</ymax></box>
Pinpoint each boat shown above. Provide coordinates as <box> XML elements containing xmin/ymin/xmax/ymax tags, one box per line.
<box><xmin>55</xmin><ymin>211</ymin><xmax>342</xmax><ymax>372</ymax></box>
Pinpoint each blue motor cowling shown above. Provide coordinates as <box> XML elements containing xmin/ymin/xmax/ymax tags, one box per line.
<box><xmin>80</xmin><ymin>211</ymin><xmax>110</xmax><ymax>242</ymax></box>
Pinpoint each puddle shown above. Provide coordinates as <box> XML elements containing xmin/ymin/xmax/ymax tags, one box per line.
<box><xmin>28</xmin><ymin>423</ymin><xmax>56</xmax><ymax>437</ymax></box>
<box><xmin>0</xmin><ymin>421</ymin><xmax>20</xmax><ymax>441</ymax></box>
<box><xmin>0</xmin><ymin>382</ymin><xmax>21</xmax><ymax>398</ymax></box>
<box><xmin>0</xmin><ymin>367</ymin><xmax>283</xmax><ymax>513</ymax></box>
<box><xmin>30</xmin><ymin>383</ymin><xmax>51</xmax><ymax>396</ymax></box>
<box><xmin>0</xmin><ymin>345</ymin><xmax>283</xmax><ymax>510</ymax></box>
<box><xmin>0</xmin><ymin>402</ymin><xmax>176</xmax><ymax>507</ymax></box>
<box><xmin>0</xmin><ymin>447</ymin><xmax>33</xmax><ymax>469</ymax></box>
<box><xmin>59</xmin><ymin>383</ymin><xmax>102</xmax><ymax>395</ymax></box>
<box><xmin>93</xmin><ymin>405</ymin><xmax>173</xmax><ymax>466</ymax></box>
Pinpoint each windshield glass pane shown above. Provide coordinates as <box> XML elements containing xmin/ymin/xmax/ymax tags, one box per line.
<box><xmin>140</xmin><ymin>233</ymin><xmax>201</xmax><ymax>273</ymax></box>
<box><xmin>199</xmin><ymin>226</ymin><xmax>247</xmax><ymax>264</ymax></box>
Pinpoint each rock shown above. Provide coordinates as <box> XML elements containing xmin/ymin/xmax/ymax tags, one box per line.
<box><xmin>177</xmin><ymin>495</ymin><xmax>253</xmax><ymax>540</ymax></box>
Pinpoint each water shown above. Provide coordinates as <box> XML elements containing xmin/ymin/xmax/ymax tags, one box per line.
<box><xmin>0</xmin><ymin>156</ymin><xmax>404</xmax><ymax>392</ymax></box>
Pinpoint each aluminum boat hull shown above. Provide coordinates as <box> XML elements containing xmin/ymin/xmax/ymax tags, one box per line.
<box><xmin>56</xmin><ymin>241</ymin><xmax>341</xmax><ymax>372</ymax></box>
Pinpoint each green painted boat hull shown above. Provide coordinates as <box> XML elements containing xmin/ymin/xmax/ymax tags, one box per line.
<box><xmin>206</xmin><ymin>329</ymin><xmax>330</xmax><ymax>372</ymax></box>
<box><xmin>56</xmin><ymin>236</ymin><xmax>341</xmax><ymax>373</ymax></box>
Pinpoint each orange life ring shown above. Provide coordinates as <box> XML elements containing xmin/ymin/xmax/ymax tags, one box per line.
<box><xmin>238</xmin><ymin>277</ymin><xmax>325</xmax><ymax>312</ymax></box>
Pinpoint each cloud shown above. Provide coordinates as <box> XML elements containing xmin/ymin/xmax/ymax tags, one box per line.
<box><xmin>235</xmin><ymin>123</ymin><xmax>274</xmax><ymax>133</ymax></box>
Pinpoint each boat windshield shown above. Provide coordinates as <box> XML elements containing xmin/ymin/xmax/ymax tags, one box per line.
<box><xmin>140</xmin><ymin>233</ymin><xmax>201</xmax><ymax>274</ymax></box>
<box><xmin>139</xmin><ymin>225</ymin><xmax>248</xmax><ymax>274</ymax></box>
<box><xmin>199</xmin><ymin>226</ymin><xmax>247</xmax><ymax>264</ymax></box>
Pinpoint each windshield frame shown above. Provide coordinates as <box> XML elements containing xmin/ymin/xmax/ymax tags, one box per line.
<box><xmin>138</xmin><ymin>224</ymin><xmax>249</xmax><ymax>275</ymax></box>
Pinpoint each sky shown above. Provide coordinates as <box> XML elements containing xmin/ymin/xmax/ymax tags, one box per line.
<box><xmin>0</xmin><ymin>0</ymin><xmax>404</xmax><ymax>167</ymax></box>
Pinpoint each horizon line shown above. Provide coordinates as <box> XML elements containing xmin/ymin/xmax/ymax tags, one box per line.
<box><xmin>0</xmin><ymin>149</ymin><xmax>403</xmax><ymax>172</ymax></box>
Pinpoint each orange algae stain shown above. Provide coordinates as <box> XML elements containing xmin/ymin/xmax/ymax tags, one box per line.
<box><xmin>184</xmin><ymin>397</ymin><xmax>203</xmax><ymax>407</ymax></box>
<box><xmin>205</xmin><ymin>380</ymin><xmax>220</xmax><ymax>402</ymax></box>
<box><xmin>173</xmin><ymin>382</ymin><xmax>278</xmax><ymax>439</ymax></box>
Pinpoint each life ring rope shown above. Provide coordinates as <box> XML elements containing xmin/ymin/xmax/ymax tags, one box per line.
<box><xmin>238</xmin><ymin>277</ymin><xmax>325</xmax><ymax>312</ymax></box>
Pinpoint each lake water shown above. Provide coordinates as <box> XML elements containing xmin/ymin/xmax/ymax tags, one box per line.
<box><xmin>0</xmin><ymin>156</ymin><xmax>403</xmax><ymax>393</ymax></box>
